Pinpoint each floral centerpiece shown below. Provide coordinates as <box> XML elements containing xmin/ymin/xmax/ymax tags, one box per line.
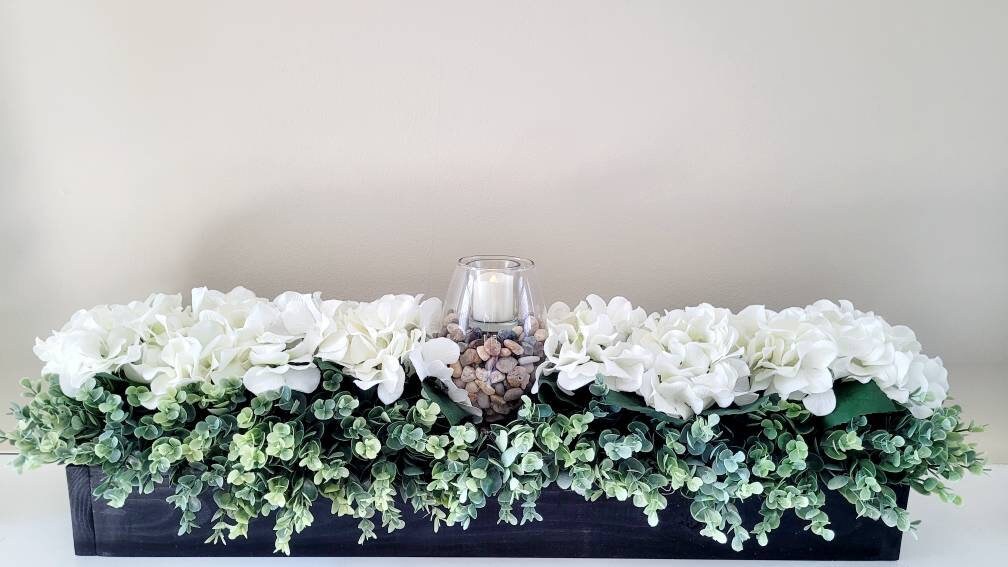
<box><xmin>2</xmin><ymin>287</ymin><xmax>985</xmax><ymax>557</ymax></box>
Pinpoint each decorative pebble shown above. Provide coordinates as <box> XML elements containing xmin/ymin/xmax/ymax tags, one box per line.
<box><xmin>461</xmin><ymin>366</ymin><xmax>476</xmax><ymax>382</ymax></box>
<box><xmin>460</xmin><ymin>348</ymin><xmax>480</xmax><ymax>367</ymax></box>
<box><xmin>527</xmin><ymin>316</ymin><xmax>540</xmax><ymax>333</ymax></box>
<box><xmin>477</xmin><ymin>380</ymin><xmax>495</xmax><ymax>395</ymax></box>
<box><xmin>476</xmin><ymin>393</ymin><xmax>490</xmax><ymax>408</ymax></box>
<box><xmin>484</xmin><ymin>336</ymin><xmax>501</xmax><ymax>356</ymax></box>
<box><xmin>476</xmin><ymin>345</ymin><xmax>490</xmax><ymax>361</ymax></box>
<box><xmin>452</xmin><ymin>378</ymin><xmax>464</xmax><ymax>388</ymax></box>
<box><xmin>495</xmin><ymin>356</ymin><xmax>518</xmax><ymax>373</ymax></box>
<box><xmin>491</xmin><ymin>401</ymin><xmax>510</xmax><ymax>414</ymax></box>
<box><xmin>446</xmin><ymin>312</ymin><xmax>459</xmax><ymax>324</ymax></box>
<box><xmin>490</xmin><ymin>394</ymin><xmax>505</xmax><ymax>404</ymax></box>
<box><xmin>489</xmin><ymin>370</ymin><xmax>505</xmax><ymax>384</ymax></box>
<box><xmin>467</xmin><ymin>328</ymin><xmax>484</xmax><ymax>342</ymax></box>
<box><xmin>499</xmin><ymin>347</ymin><xmax>511</xmax><ymax>357</ymax></box>
<box><xmin>498</xmin><ymin>329</ymin><xmax>517</xmax><ymax>341</ymax></box>
<box><xmin>506</xmin><ymin>374</ymin><xmax>524</xmax><ymax>388</ymax></box>
<box><xmin>518</xmin><ymin>356</ymin><xmax>540</xmax><ymax>365</ymax></box>
<box><xmin>534</xmin><ymin>328</ymin><xmax>547</xmax><ymax>342</ymax></box>
<box><xmin>512</xmin><ymin>325</ymin><xmax>525</xmax><ymax>340</ymax></box>
<box><xmin>503</xmin><ymin>339</ymin><xmax>524</xmax><ymax>355</ymax></box>
<box><xmin>475</xmin><ymin>367</ymin><xmax>490</xmax><ymax>381</ymax></box>
<box><xmin>519</xmin><ymin>364</ymin><xmax>535</xmax><ymax>374</ymax></box>
<box><xmin>493</xmin><ymin>382</ymin><xmax>506</xmax><ymax>395</ymax></box>
<box><xmin>465</xmin><ymin>382</ymin><xmax>479</xmax><ymax>393</ymax></box>
<box><xmin>446</xmin><ymin>323</ymin><xmax>465</xmax><ymax>342</ymax></box>
<box><xmin>509</xmin><ymin>364</ymin><xmax>530</xmax><ymax>376</ymax></box>
<box><xmin>504</xmin><ymin>388</ymin><xmax>524</xmax><ymax>401</ymax></box>
<box><xmin>450</xmin><ymin>362</ymin><xmax>463</xmax><ymax>378</ymax></box>
<box><xmin>485</xmin><ymin>357</ymin><xmax>497</xmax><ymax>371</ymax></box>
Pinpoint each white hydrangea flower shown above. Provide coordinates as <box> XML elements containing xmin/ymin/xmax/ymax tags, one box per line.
<box><xmin>741</xmin><ymin>306</ymin><xmax>839</xmax><ymax>416</ymax></box>
<box><xmin>35</xmin><ymin>293</ymin><xmax>191</xmax><ymax>398</ymax></box>
<box><xmin>541</xmin><ymin>295</ymin><xmax>649</xmax><ymax>393</ymax></box>
<box><xmin>902</xmin><ymin>355</ymin><xmax>949</xmax><ymax>418</ymax></box>
<box><xmin>133</xmin><ymin>287</ymin><xmax>269</xmax><ymax>407</ymax></box>
<box><xmin>632</xmin><ymin>304</ymin><xmax>753</xmax><ymax>419</ymax></box>
<box><xmin>806</xmin><ymin>300</ymin><xmax>945</xmax><ymax>415</ymax></box>
<box><xmin>241</xmin><ymin>291</ymin><xmax>345</xmax><ymax>396</ymax></box>
<box><xmin>34</xmin><ymin>306</ymin><xmax>144</xmax><ymax>398</ymax></box>
<box><xmin>318</xmin><ymin>294</ymin><xmax>442</xmax><ymax>404</ymax></box>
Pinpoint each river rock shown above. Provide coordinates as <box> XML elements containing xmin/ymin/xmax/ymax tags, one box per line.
<box><xmin>495</xmin><ymin>356</ymin><xmax>518</xmax><ymax>373</ymax></box>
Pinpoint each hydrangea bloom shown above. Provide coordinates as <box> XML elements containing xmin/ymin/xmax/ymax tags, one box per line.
<box><xmin>317</xmin><ymin>294</ymin><xmax>442</xmax><ymax>404</ymax></box>
<box><xmin>633</xmin><ymin>304</ymin><xmax>753</xmax><ymax>419</ymax></box>
<box><xmin>738</xmin><ymin>306</ymin><xmax>839</xmax><ymax>416</ymax></box>
<box><xmin>541</xmin><ymin>295</ymin><xmax>649</xmax><ymax>393</ymax></box>
<box><xmin>34</xmin><ymin>293</ymin><xmax>190</xmax><ymax>398</ymax></box>
<box><xmin>242</xmin><ymin>291</ymin><xmax>344</xmax><ymax>396</ymax></box>
<box><xmin>134</xmin><ymin>287</ymin><xmax>268</xmax><ymax>407</ymax></box>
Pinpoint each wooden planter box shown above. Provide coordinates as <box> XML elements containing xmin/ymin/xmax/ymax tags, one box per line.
<box><xmin>66</xmin><ymin>465</ymin><xmax>907</xmax><ymax>559</ymax></box>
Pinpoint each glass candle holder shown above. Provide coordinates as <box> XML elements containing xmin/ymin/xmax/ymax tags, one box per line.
<box><xmin>440</xmin><ymin>255</ymin><xmax>546</xmax><ymax>421</ymax></box>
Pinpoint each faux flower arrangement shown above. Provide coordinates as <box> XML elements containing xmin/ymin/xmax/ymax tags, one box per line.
<box><xmin>2</xmin><ymin>288</ymin><xmax>985</xmax><ymax>555</ymax></box>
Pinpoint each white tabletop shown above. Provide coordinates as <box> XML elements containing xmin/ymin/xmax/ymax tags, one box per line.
<box><xmin>0</xmin><ymin>455</ymin><xmax>1003</xmax><ymax>566</ymax></box>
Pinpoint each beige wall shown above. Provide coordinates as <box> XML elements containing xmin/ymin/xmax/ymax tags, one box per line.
<box><xmin>1</xmin><ymin>1</ymin><xmax>1006</xmax><ymax>459</ymax></box>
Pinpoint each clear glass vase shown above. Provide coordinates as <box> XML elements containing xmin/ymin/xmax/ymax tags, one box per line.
<box><xmin>439</xmin><ymin>255</ymin><xmax>546</xmax><ymax>421</ymax></box>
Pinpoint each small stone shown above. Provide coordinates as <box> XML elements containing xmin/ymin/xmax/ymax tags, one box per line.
<box><xmin>491</xmin><ymin>401</ymin><xmax>510</xmax><ymax>414</ymax></box>
<box><xmin>526</xmin><ymin>316</ymin><xmax>540</xmax><ymax>333</ymax></box>
<box><xmin>495</xmin><ymin>356</ymin><xmax>518</xmax><ymax>373</ymax></box>
<box><xmin>446</xmin><ymin>312</ymin><xmax>459</xmax><ymax>324</ymax></box>
<box><xmin>484</xmin><ymin>336</ymin><xmax>501</xmax><ymax>357</ymax></box>
<box><xmin>461</xmin><ymin>366</ymin><xmax>476</xmax><ymax>382</ymax></box>
<box><xmin>490</xmin><ymin>394</ymin><xmax>505</xmax><ymax>405</ymax></box>
<box><xmin>467</xmin><ymin>328</ymin><xmax>484</xmax><ymax>342</ymax></box>
<box><xmin>493</xmin><ymin>382</ymin><xmax>506</xmax><ymax>395</ymax></box>
<box><xmin>446</xmin><ymin>323</ymin><xmax>465</xmax><ymax>341</ymax></box>
<box><xmin>520</xmin><ymin>364</ymin><xmax>534</xmax><ymax>374</ymax></box>
<box><xmin>452</xmin><ymin>378</ymin><xmax>465</xmax><ymax>388</ymax></box>
<box><xmin>465</xmin><ymin>382</ymin><xmax>479</xmax><ymax>393</ymax></box>
<box><xmin>497</xmin><ymin>329</ymin><xmax>516</xmax><ymax>341</ymax></box>
<box><xmin>518</xmin><ymin>356</ymin><xmax>540</xmax><ymax>365</ymax></box>
<box><xmin>503</xmin><ymin>339</ymin><xmax>524</xmax><ymax>355</ymax></box>
<box><xmin>509</xmin><ymin>364</ymin><xmax>530</xmax><ymax>376</ymax></box>
<box><xmin>504</xmin><ymin>387</ymin><xmax>524</xmax><ymax>401</ymax></box>
<box><xmin>534</xmin><ymin>329</ymin><xmax>547</xmax><ymax>342</ymax></box>
<box><xmin>485</xmin><ymin>357</ymin><xmax>497</xmax><ymax>371</ymax></box>
<box><xmin>512</xmin><ymin>325</ymin><xmax>525</xmax><ymax>340</ymax></box>
<box><xmin>460</xmin><ymin>348</ymin><xmax>480</xmax><ymax>367</ymax></box>
<box><xmin>506</xmin><ymin>374</ymin><xmax>524</xmax><ymax>388</ymax></box>
<box><xmin>519</xmin><ymin>375</ymin><xmax>531</xmax><ymax>389</ymax></box>
<box><xmin>476</xmin><ymin>393</ymin><xmax>490</xmax><ymax>408</ymax></box>
<box><xmin>477</xmin><ymin>380</ymin><xmax>495</xmax><ymax>395</ymax></box>
<box><xmin>489</xmin><ymin>370</ymin><xmax>505</xmax><ymax>384</ymax></box>
<box><xmin>450</xmin><ymin>362</ymin><xmax>463</xmax><ymax>378</ymax></box>
<box><xmin>475</xmin><ymin>367</ymin><xmax>490</xmax><ymax>381</ymax></box>
<box><xmin>476</xmin><ymin>345</ymin><xmax>490</xmax><ymax>361</ymax></box>
<box><xmin>499</xmin><ymin>347</ymin><xmax>511</xmax><ymax>358</ymax></box>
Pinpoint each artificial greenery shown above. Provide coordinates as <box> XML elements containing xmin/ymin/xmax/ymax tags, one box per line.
<box><xmin>2</xmin><ymin>360</ymin><xmax>986</xmax><ymax>555</ymax></box>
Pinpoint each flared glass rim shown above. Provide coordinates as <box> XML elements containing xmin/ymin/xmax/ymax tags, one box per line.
<box><xmin>457</xmin><ymin>255</ymin><xmax>535</xmax><ymax>272</ymax></box>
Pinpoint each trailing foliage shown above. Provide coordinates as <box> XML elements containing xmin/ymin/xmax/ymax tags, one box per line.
<box><xmin>2</xmin><ymin>361</ymin><xmax>985</xmax><ymax>555</ymax></box>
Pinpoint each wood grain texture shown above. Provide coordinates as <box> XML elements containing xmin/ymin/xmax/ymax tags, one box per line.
<box><xmin>65</xmin><ymin>465</ymin><xmax>906</xmax><ymax>559</ymax></box>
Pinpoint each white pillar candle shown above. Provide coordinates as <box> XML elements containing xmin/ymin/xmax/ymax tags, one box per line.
<box><xmin>472</xmin><ymin>271</ymin><xmax>515</xmax><ymax>323</ymax></box>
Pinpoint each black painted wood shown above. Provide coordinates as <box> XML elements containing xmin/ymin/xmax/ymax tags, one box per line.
<box><xmin>66</xmin><ymin>465</ymin><xmax>907</xmax><ymax>559</ymax></box>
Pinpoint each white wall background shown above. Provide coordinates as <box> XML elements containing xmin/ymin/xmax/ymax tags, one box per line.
<box><xmin>1</xmin><ymin>0</ymin><xmax>1005</xmax><ymax>459</ymax></box>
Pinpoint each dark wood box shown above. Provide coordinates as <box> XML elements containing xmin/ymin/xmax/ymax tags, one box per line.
<box><xmin>66</xmin><ymin>465</ymin><xmax>907</xmax><ymax>559</ymax></box>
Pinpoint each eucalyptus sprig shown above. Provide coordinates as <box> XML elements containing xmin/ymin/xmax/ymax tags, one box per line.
<box><xmin>2</xmin><ymin>361</ymin><xmax>986</xmax><ymax>555</ymax></box>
